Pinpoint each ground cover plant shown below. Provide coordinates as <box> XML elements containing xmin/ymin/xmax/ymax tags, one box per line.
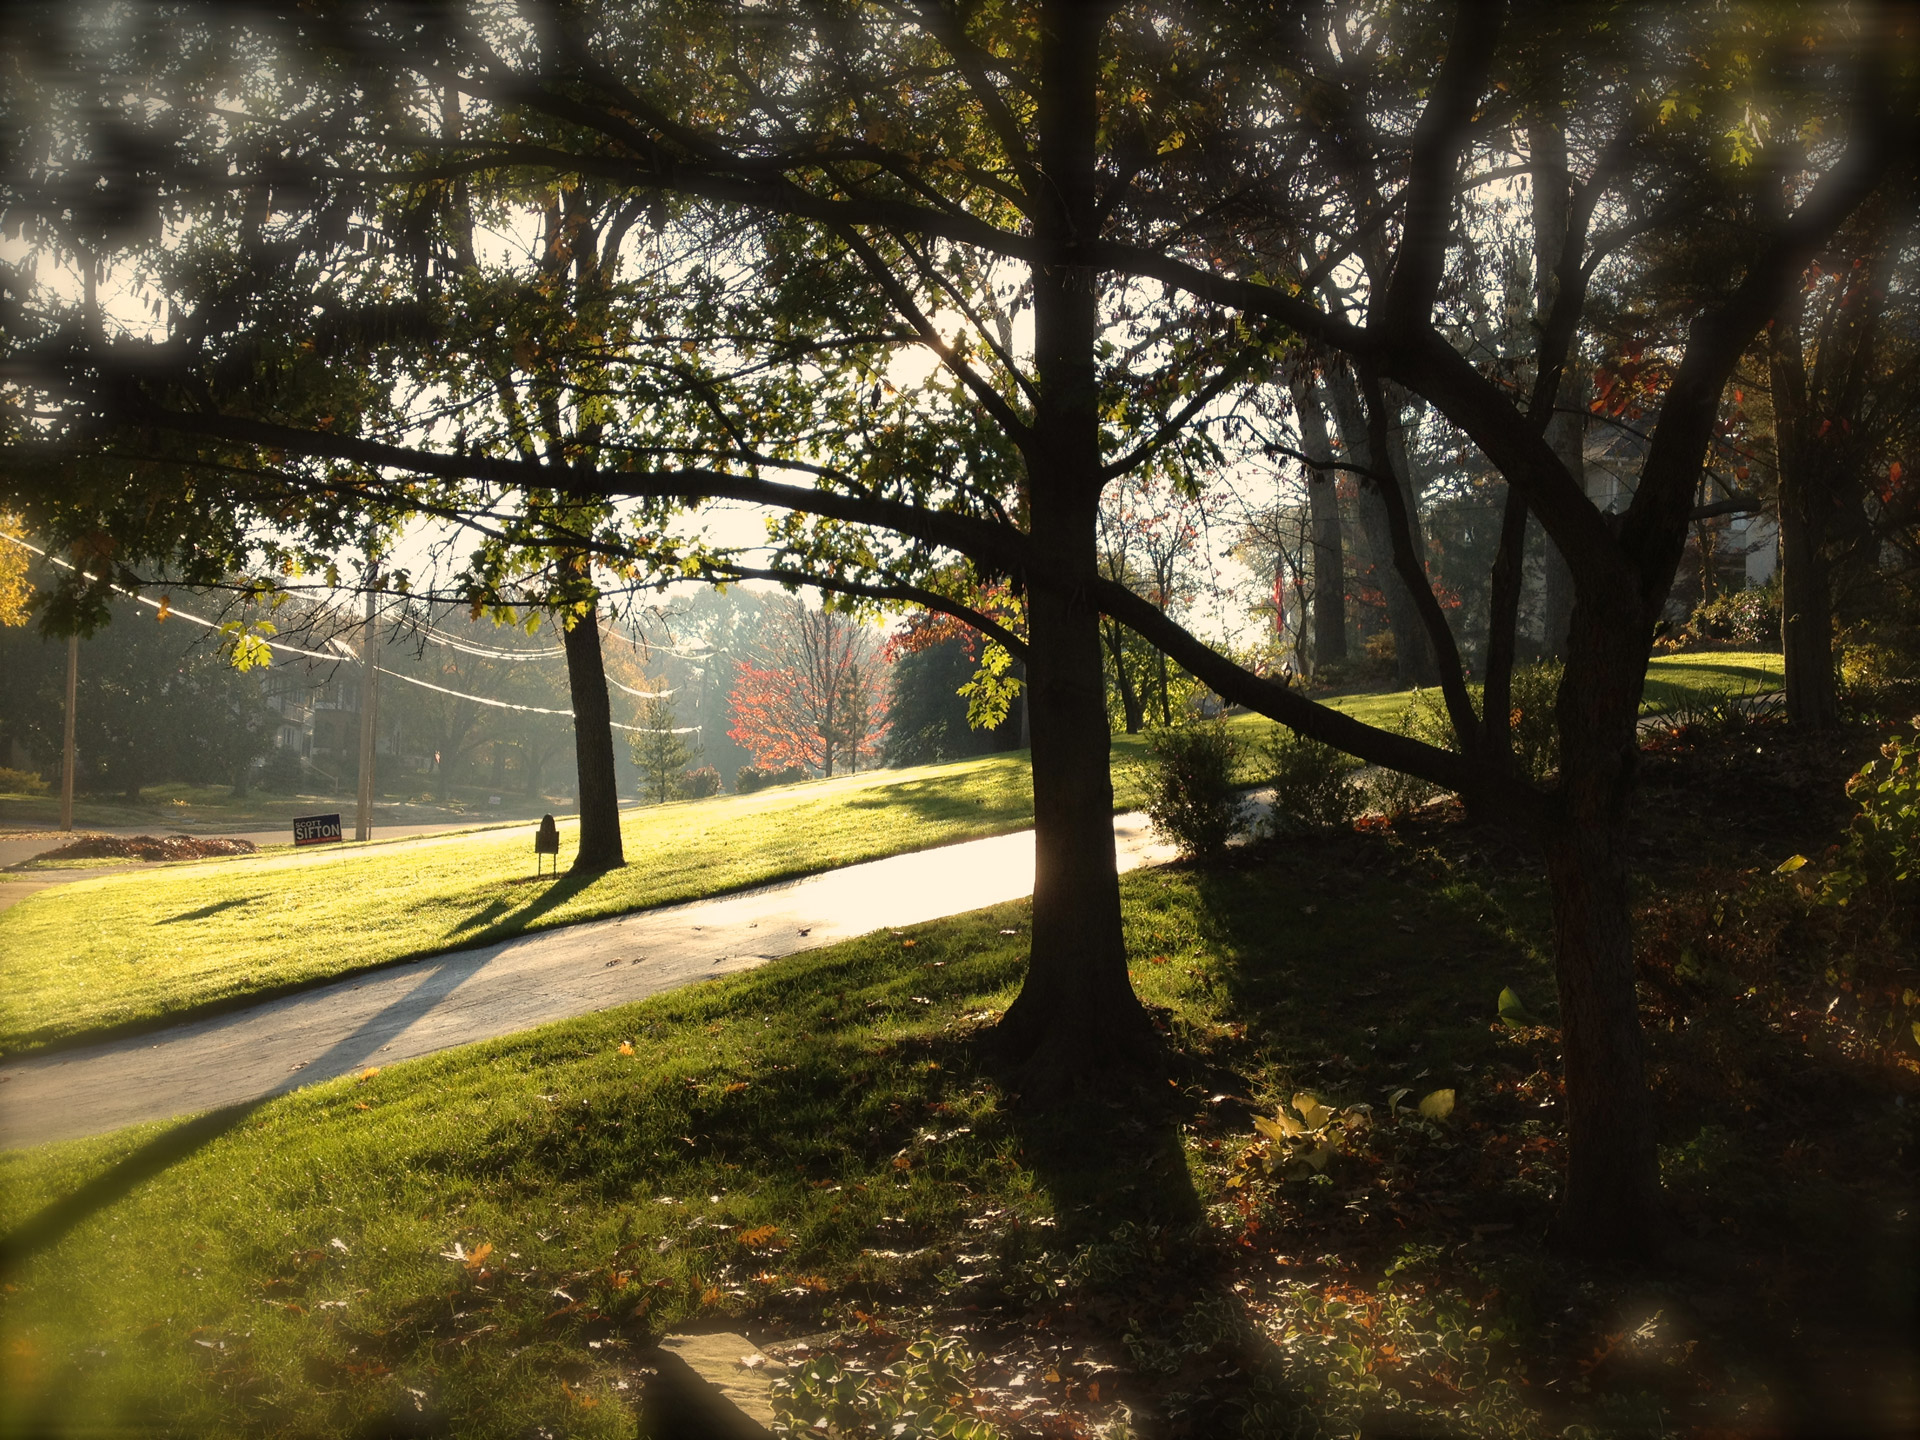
<box><xmin>2</xmin><ymin>693</ymin><xmax>1910</xmax><ymax>1439</ymax></box>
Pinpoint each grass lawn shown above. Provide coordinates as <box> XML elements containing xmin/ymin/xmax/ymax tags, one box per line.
<box><xmin>1319</xmin><ymin>649</ymin><xmax>1786</xmax><ymax>732</ymax></box>
<box><xmin>0</xmin><ymin>651</ymin><xmax>1789</xmax><ymax>1058</ymax></box>
<box><xmin>0</xmin><ymin>755</ymin><xmax>1039</xmax><ymax>1055</ymax></box>
<box><xmin>2</xmin><ymin>714</ymin><xmax>1910</xmax><ymax>1438</ymax></box>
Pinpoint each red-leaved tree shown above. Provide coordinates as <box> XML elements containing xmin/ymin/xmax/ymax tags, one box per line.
<box><xmin>728</xmin><ymin>599</ymin><xmax>888</xmax><ymax>778</ymax></box>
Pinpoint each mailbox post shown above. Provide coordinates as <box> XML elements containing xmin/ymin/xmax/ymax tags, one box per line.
<box><xmin>535</xmin><ymin>813</ymin><xmax>560</xmax><ymax>876</ymax></box>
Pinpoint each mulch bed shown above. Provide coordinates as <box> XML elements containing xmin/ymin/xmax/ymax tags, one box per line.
<box><xmin>32</xmin><ymin>833</ymin><xmax>259</xmax><ymax>863</ymax></box>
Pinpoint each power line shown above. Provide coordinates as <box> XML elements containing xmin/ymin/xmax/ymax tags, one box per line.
<box><xmin>1</xmin><ymin>535</ymin><xmax>694</xmax><ymax>734</ymax></box>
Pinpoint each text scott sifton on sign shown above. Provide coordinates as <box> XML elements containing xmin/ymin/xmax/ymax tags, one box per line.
<box><xmin>293</xmin><ymin>813</ymin><xmax>344</xmax><ymax>846</ymax></box>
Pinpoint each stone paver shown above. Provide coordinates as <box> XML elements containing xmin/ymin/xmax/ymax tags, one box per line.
<box><xmin>0</xmin><ymin>814</ymin><xmax>1176</xmax><ymax>1149</ymax></box>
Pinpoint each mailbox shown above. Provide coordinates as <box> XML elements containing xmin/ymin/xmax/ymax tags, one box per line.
<box><xmin>535</xmin><ymin>813</ymin><xmax>560</xmax><ymax>875</ymax></box>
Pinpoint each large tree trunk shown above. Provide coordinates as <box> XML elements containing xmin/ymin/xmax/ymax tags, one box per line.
<box><xmin>1771</xmin><ymin>301</ymin><xmax>1840</xmax><ymax>729</ymax></box>
<box><xmin>1531</xmin><ymin>117</ymin><xmax>1584</xmax><ymax>662</ymax></box>
<box><xmin>1290</xmin><ymin>374</ymin><xmax>1348</xmax><ymax>668</ymax></box>
<box><xmin>1544</xmin><ymin>595</ymin><xmax>1661</xmax><ymax>1257</ymax></box>
<box><xmin>1324</xmin><ymin>363</ymin><xmax>1436</xmax><ymax>686</ymax></box>
<box><xmin>561</xmin><ymin>598</ymin><xmax>626</xmax><ymax>873</ymax></box>
<box><xmin>997</xmin><ymin>565</ymin><xmax>1157</xmax><ymax>1074</ymax></box>
<box><xmin>991</xmin><ymin>0</ymin><xmax>1155</xmax><ymax>1080</ymax></box>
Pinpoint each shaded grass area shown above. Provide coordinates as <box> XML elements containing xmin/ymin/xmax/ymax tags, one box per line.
<box><xmin>4</xmin><ymin>717</ymin><xmax>1911</xmax><ymax>1439</ymax></box>
<box><xmin>0</xmin><ymin>756</ymin><xmax>1036</xmax><ymax>1055</ymax></box>
<box><xmin>0</xmin><ymin>840</ymin><xmax>1549</xmax><ymax>1440</ymax></box>
<box><xmin>1321</xmin><ymin>649</ymin><xmax>1785</xmax><ymax>733</ymax></box>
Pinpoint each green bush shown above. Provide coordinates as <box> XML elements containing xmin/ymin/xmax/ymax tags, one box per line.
<box><xmin>1683</xmin><ymin>581</ymin><xmax>1781</xmax><ymax>650</ymax></box>
<box><xmin>1369</xmin><ymin>662</ymin><xmax>1561</xmax><ymax>804</ymax></box>
<box><xmin>1828</xmin><ymin>715</ymin><xmax>1920</xmax><ymax>902</ymax></box>
<box><xmin>255</xmin><ymin>749</ymin><xmax>307</xmax><ymax>794</ymax></box>
<box><xmin>1138</xmin><ymin>720</ymin><xmax>1247</xmax><ymax>860</ymax></box>
<box><xmin>1503</xmin><ymin>660</ymin><xmax>1563</xmax><ymax>783</ymax></box>
<box><xmin>1366</xmin><ymin>765</ymin><xmax>1443</xmax><ymax>820</ymax></box>
<box><xmin>734</xmin><ymin>764</ymin><xmax>807</xmax><ymax>793</ymax></box>
<box><xmin>0</xmin><ymin>765</ymin><xmax>48</xmax><ymax>795</ymax></box>
<box><xmin>1261</xmin><ymin>727</ymin><xmax>1362</xmax><ymax>834</ymax></box>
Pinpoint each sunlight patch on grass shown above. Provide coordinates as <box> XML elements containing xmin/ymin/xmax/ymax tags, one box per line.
<box><xmin>0</xmin><ymin>849</ymin><xmax>1549</xmax><ymax>1440</ymax></box>
<box><xmin>0</xmin><ymin>754</ymin><xmax>1037</xmax><ymax>1053</ymax></box>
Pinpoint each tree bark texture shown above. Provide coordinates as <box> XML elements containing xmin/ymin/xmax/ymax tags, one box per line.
<box><xmin>562</xmin><ymin>599</ymin><xmax>626</xmax><ymax>873</ymax></box>
<box><xmin>1770</xmin><ymin>300</ymin><xmax>1841</xmax><ymax>729</ymax></box>
<box><xmin>1543</xmin><ymin>592</ymin><xmax>1661</xmax><ymax>1257</ymax></box>
<box><xmin>1290</xmin><ymin>374</ymin><xmax>1348</xmax><ymax>668</ymax></box>
<box><xmin>1103</xmin><ymin>618</ymin><xmax>1145</xmax><ymax>732</ymax></box>
<box><xmin>1531</xmin><ymin>118</ymin><xmax>1586</xmax><ymax>663</ymax></box>
<box><xmin>991</xmin><ymin>0</ymin><xmax>1156</xmax><ymax>1079</ymax></box>
<box><xmin>1324</xmin><ymin>363</ymin><xmax>1437</xmax><ymax>685</ymax></box>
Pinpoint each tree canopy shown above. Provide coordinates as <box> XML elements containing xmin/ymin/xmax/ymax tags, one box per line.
<box><xmin>3</xmin><ymin>0</ymin><xmax>1914</xmax><ymax>1257</ymax></box>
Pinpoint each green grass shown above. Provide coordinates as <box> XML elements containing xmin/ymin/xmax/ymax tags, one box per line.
<box><xmin>1314</xmin><ymin>650</ymin><xmax>1785</xmax><ymax>731</ymax></box>
<box><xmin>0</xmin><ymin>844</ymin><xmax>1554</xmax><ymax>1440</ymax></box>
<box><xmin>0</xmin><ymin>755</ymin><xmax>1039</xmax><ymax>1055</ymax></box>
<box><xmin>0</xmin><ymin>652</ymin><xmax>1787</xmax><ymax>1057</ymax></box>
<box><xmin>3</xmin><ymin>721</ymin><xmax>1910</xmax><ymax>1438</ymax></box>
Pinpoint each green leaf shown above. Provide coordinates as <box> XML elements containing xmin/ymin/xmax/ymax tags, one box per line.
<box><xmin>1417</xmin><ymin>1089</ymin><xmax>1455</xmax><ymax>1121</ymax></box>
<box><xmin>1292</xmin><ymin>1092</ymin><xmax>1332</xmax><ymax>1130</ymax></box>
<box><xmin>1498</xmin><ymin>986</ymin><xmax>1540</xmax><ymax>1029</ymax></box>
<box><xmin>1774</xmin><ymin>854</ymin><xmax>1809</xmax><ymax>874</ymax></box>
<box><xmin>1252</xmin><ymin>1114</ymin><xmax>1294</xmax><ymax>1143</ymax></box>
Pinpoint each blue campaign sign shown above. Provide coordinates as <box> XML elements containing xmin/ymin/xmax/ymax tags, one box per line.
<box><xmin>293</xmin><ymin>813</ymin><xmax>344</xmax><ymax>846</ymax></box>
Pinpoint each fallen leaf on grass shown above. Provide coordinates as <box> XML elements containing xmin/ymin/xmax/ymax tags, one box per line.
<box><xmin>1418</xmin><ymin>1089</ymin><xmax>1456</xmax><ymax>1121</ymax></box>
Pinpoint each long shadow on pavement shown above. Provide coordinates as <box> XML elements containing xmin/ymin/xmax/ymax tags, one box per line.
<box><xmin>0</xmin><ymin>953</ymin><xmax>478</xmax><ymax>1273</ymax></box>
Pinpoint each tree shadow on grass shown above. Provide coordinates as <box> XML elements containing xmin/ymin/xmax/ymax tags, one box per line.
<box><xmin>157</xmin><ymin>895</ymin><xmax>261</xmax><ymax>925</ymax></box>
<box><xmin>840</xmin><ymin>773</ymin><xmax>1032</xmax><ymax>830</ymax></box>
<box><xmin>1177</xmin><ymin>825</ymin><xmax>1550</xmax><ymax>1089</ymax></box>
<box><xmin>443</xmin><ymin>869</ymin><xmax>608</xmax><ymax>947</ymax></box>
<box><xmin>0</xmin><ymin>954</ymin><xmax>479</xmax><ymax>1276</ymax></box>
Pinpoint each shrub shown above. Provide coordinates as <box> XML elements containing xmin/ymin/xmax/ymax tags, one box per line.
<box><xmin>1826</xmin><ymin>715</ymin><xmax>1920</xmax><ymax>903</ymax></box>
<box><xmin>255</xmin><ymin>749</ymin><xmax>308</xmax><ymax>794</ymax></box>
<box><xmin>1351</xmin><ymin>690</ymin><xmax>1445</xmax><ymax>818</ymax></box>
<box><xmin>0</xmin><ymin>765</ymin><xmax>48</xmax><ymax>795</ymax></box>
<box><xmin>735</xmin><ymin>763</ymin><xmax>809</xmax><ymax>794</ymax></box>
<box><xmin>1366</xmin><ymin>765</ymin><xmax>1443</xmax><ymax>820</ymax></box>
<box><xmin>1261</xmin><ymin>727</ymin><xmax>1361</xmax><ymax>834</ymax></box>
<box><xmin>1683</xmin><ymin>582</ymin><xmax>1781</xmax><ymax>650</ymax></box>
<box><xmin>1504</xmin><ymin>659</ymin><xmax>1563</xmax><ymax>783</ymax></box>
<box><xmin>1138</xmin><ymin>720</ymin><xmax>1247</xmax><ymax>860</ymax></box>
<box><xmin>678</xmin><ymin>765</ymin><xmax>721</xmax><ymax>800</ymax></box>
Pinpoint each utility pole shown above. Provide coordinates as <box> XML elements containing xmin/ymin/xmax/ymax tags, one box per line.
<box><xmin>355</xmin><ymin>585</ymin><xmax>379</xmax><ymax>842</ymax></box>
<box><xmin>60</xmin><ymin>633</ymin><xmax>77</xmax><ymax>831</ymax></box>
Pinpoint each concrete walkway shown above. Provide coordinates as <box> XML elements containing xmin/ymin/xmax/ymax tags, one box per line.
<box><xmin>0</xmin><ymin>814</ymin><xmax>1178</xmax><ymax>1150</ymax></box>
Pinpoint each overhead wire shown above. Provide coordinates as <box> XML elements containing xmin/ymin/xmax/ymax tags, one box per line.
<box><xmin>0</xmin><ymin>534</ymin><xmax>697</xmax><ymax>734</ymax></box>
